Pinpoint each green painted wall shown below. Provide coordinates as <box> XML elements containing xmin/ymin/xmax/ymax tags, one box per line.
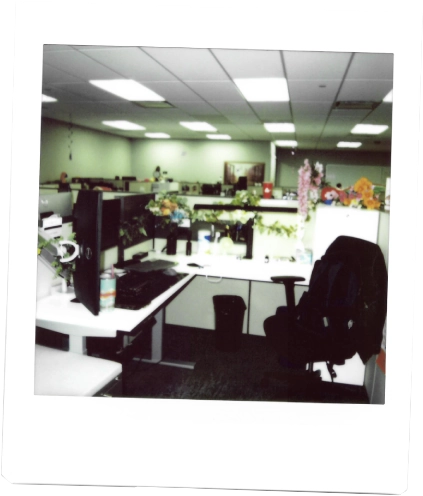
<box><xmin>130</xmin><ymin>139</ymin><xmax>272</xmax><ymax>183</ymax></box>
<box><xmin>277</xmin><ymin>149</ymin><xmax>391</xmax><ymax>191</ymax></box>
<box><xmin>39</xmin><ymin>119</ymin><xmax>390</xmax><ymax>191</ymax></box>
<box><xmin>39</xmin><ymin>118</ymin><xmax>132</xmax><ymax>183</ymax></box>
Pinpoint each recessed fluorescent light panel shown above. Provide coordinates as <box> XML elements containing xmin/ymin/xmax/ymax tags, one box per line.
<box><xmin>180</xmin><ymin>122</ymin><xmax>217</xmax><ymax>132</ymax></box>
<box><xmin>383</xmin><ymin>90</ymin><xmax>393</xmax><ymax>102</ymax></box>
<box><xmin>234</xmin><ymin>78</ymin><xmax>290</xmax><ymax>102</ymax></box>
<box><xmin>337</xmin><ymin>141</ymin><xmax>362</xmax><ymax>148</ymax></box>
<box><xmin>145</xmin><ymin>133</ymin><xmax>170</xmax><ymax>139</ymax></box>
<box><xmin>351</xmin><ymin>124</ymin><xmax>388</xmax><ymax>135</ymax></box>
<box><xmin>103</xmin><ymin>121</ymin><xmax>145</xmax><ymax>131</ymax></box>
<box><xmin>264</xmin><ymin>123</ymin><xmax>295</xmax><ymax>133</ymax></box>
<box><xmin>90</xmin><ymin>79</ymin><xmax>164</xmax><ymax>101</ymax></box>
<box><xmin>206</xmin><ymin>134</ymin><xmax>231</xmax><ymax>140</ymax></box>
<box><xmin>275</xmin><ymin>140</ymin><xmax>298</xmax><ymax>147</ymax></box>
<box><xmin>42</xmin><ymin>94</ymin><xmax>57</xmax><ymax>102</ymax></box>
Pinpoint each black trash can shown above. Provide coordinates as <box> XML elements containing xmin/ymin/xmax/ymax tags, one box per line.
<box><xmin>212</xmin><ymin>295</ymin><xmax>247</xmax><ymax>352</ymax></box>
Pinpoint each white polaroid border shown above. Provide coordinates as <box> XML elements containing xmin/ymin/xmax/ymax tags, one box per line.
<box><xmin>3</xmin><ymin>1</ymin><xmax>423</xmax><ymax>495</ymax></box>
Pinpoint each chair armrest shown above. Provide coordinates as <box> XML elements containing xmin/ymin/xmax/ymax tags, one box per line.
<box><xmin>271</xmin><ymin>276</ymin><xmax>306</xmax><ymax>284</ymax></box>
<box><xmin>270</xmin><ymin>276</ymin><xmax>306</xmax><ymax>312</ymax></box>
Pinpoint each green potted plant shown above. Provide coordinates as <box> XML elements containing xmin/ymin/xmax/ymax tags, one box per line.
<box><xmin>37</xmin><ymin>233</ymin><xmax>77</xmax><ymax>292</ymax></box>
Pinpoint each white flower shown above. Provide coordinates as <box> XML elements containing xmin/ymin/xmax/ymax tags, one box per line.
<box><xmin>315</xmin><ymin>162</ymin><xmax>324</xmax><ymax>173</ymax></box>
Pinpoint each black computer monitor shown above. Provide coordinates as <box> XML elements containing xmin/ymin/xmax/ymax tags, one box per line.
<box><xmin>72</xmin><ymin>191</ymin><xmax>121</xmax><ymax>316</ymax></box>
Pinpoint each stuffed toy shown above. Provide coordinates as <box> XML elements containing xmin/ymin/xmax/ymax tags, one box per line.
<box><xmin>320</xmin><ymin>186</ymin><xmax>339</xmax><ymax>205</ymax></box>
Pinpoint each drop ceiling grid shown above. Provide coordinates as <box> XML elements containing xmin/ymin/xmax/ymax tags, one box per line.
<box><xmin>43</xmin><ymin>49</ymin><xmax>121</xmax><ymax>80</ymax></box>
<box><xmin>288</xmin><ymin>80</ymin><xmax>344</xmax><ymax>103</ymax></box>
<box><xmin>211</xmin><ymin>48</ymin><xmax>285</xmax><ymax>79</ymax></box>
<box><xmin>40</xmin><ymin>46</ymin><xmax>394</xmax><ymax>150</ymax></box>
<box><xmin>77</xmin><ymin>46</ymin><xmax>179</xmax><ymax>82</ymax></box>
<box><xmin>142</xmin><ymin>47</ymin><xmax>230</xmax><ymax>82</ymax></box>
<box><xmin>345</xmin><ymin>52</ymin><xmax>394</xmax><ymax>80</ymax></box>
<box><xmin>283</xmin><ymin>51</ymin><xmax>352</xmax><ymax>80</ymax></box>
<box><xmin>337</xmin><ymin>80</ymin><xmax>394</xmax><ymax>101</ymax></box>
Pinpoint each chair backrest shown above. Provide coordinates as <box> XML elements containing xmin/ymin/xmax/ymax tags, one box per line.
<box><xmin>297</xmin><ymin>235</ymin><xmax>388</xmax><ymax>364</ymax></box>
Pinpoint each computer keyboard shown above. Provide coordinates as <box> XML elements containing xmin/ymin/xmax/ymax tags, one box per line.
<box><xmin>122</xmin><ymin>259</ymin><xmax>178</xmax><ymax>273</ymax></box>
<box><xmin>115</xmin><ymin>269</ymin><xmax>187</xmax><ymax>310</ymax></box>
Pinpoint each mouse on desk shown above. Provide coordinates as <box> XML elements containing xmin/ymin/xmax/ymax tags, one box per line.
<box><xmin>163</xmin><ymin>268</ymin><xmax>178</xmax><ymax>277</ymax></box>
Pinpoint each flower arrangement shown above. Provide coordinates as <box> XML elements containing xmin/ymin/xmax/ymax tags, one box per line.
<box><xmin>298</xmin><ymin>159</ymin><xmax>325</xmax><ymax>219</ymax></box>
<box><xmin>320</xmin><ymin>177</ymin><xmax>383</xmax><ymax>210</ymax></box>
<box><xmin>146</xmin><ymin>194</ymin><xmax>192</xmax><ymax>224</ymax></box>
<box><xmin>298</xmin><ymin>156</ymin><xmax>385</xmax><ymax>215</ymax></box>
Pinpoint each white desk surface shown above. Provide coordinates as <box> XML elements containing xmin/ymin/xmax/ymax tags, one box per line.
<box><xmin>34</xmin><ymin>344</ymin><xmax>122</xmax><ymax>396</ymax></box>
<box><xmin>36</xmin><ymin>271</ymin><xmax>195</xmax><ymax>337</ymax></box>
<box><xmin>36</xmin><ymin>253</ymin><xmax>313</xmax><ymax>338</ymax></box>
<box><xmin>159</xmin><ymin>253</ymin><xmax>313</xmax><ymax>284</ymax></box>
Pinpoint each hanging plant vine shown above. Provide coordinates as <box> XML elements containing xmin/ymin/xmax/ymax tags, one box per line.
<box><xmin>68</xmin><ymin>115</ymin><xmax>73</xmax><ymax>161</ymax></box>
<box><xmin>147</xmin><ymin>191</ymin><xmax>297</xmax><ymax>238</ymax></box>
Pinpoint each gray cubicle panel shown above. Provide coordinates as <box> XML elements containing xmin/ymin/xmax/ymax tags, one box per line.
<box><xmin>38</xmin><ymin>191</ymin><xmax>73</xmax><ymax>222</ymax></box>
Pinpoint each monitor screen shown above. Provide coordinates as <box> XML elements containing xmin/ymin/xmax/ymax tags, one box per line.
<box><xmin>73</xmin><ymin>190</ymin><xmax>103</xmax><ymax>316</ymax></box>
<box><xmin>38</xmin><ymin>192</ymin><xmax>73</xmax><ymax>223</ymax></box>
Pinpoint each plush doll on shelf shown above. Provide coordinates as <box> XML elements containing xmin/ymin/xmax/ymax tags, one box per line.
<box><xmin>320</xmin><ymin>186</ymin><xmax>341</xmax><ymax>205</ymax></box>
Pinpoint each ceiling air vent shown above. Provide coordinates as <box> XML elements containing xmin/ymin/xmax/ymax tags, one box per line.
<box><xmin>333</xmin><ymin>101</ymin><xmax>380</xmax><ymax>110</ymax></box>
<box><xmin>132</xmin><ymin>101</ymin><xmax>174</xmax><ymax>109</ymax></box>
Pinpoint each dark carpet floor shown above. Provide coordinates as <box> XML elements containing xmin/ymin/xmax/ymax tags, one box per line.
<box><xmin>121</xmin><ymin>325</ymin><xmax>370</xmax><ymax>404</ymax></box>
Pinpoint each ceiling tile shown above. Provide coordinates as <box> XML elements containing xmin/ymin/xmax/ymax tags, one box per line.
<box><xmin>337</xmin><ymin>80</ymin><xmax>393</xmax><ymax>102</ymax></box>
<box><xmin>288</xmin><ymin>80</ymin><xmax>342</xmax><ymax>102</ymax></box>
<box><xmin>76</xmin><ymin>46</ymin><xmax>178</xmax><ymax>82</ymax></box>
<box><xmin>283</xmin><ymin>51</ymin><xmax>352</xmax><ymax>79</ymax></box>
<box><xmin>212</xmin><ymin>48</ymin><xmax>285</xmax><ymax>78</ymax></box>
<box><xmin>43</xmin><ymin>49</ymin><xmax>122</xmax><ymax>80</ymax></box>
<box><xmin>142</xmin><ymin>47</ymin><xmax>230</xmax><ymax>81</ymax></box>
<box><xmin>184</xmin><ymin>81</ymin><xmax>244</xmax><ymax>101</ymax></box>
<box><xmin>44</xmin><ymin>45</ymin><xmax>75</xmax><ymax>52</ymax></box>
<box><xmin>291</xmin><ymin>101</ymin><xmax>332</xmax><ymax>118</ymax></box>
<box><xmin>226</xmin><ymin>113</ymin><xmax>262</xmax><ymax>125</ymax></box>
<box><xmin>363</xmin><ymin>103</ymin><xmax>393</xmax><ymax>125</ymax></box>
<box><xmin>42</xmin><ymin>64</ymin><xmax>83</xmax><ymax>85</ymax></box>
<box><xmin>53</xmin><ymin>82</ymin><xmax>130</xmax><ymax>102</ymax></box>
<box><xmin>174</xmin><ymin>101</ymin><xmax>221</xmax><ymax>116</ymax></box>
<box><xmin>249</xmin><ymin>102</ymin><xmax>292</xmax><ymax>121</ymax></box>
<box><xmin>138</xmin><ymin>81</ymin><xmax>204</xmax><ymax>103</ymax></box>
<box><xmin>210</xmin><ymin>101</ymin><xmax>257</xmax><ymax>117</ymax></box>
<box><xmin>346</xmin><ymin>52</ymin><xmax>394</xmax><ymax>80</ymax></box>
<box><xmin>41</xmin><ymin>85</ymin><xmax>95</xmax><ymax>103</ymax></box>
<box><xmin>234</xmin><ymin>124</ymin><xmax>271</xmax><ymax>140</ymax></box>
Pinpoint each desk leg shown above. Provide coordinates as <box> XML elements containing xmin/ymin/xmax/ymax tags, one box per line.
<box><xmin>140</xmin><ymin>309</ymin><xmax>195</xmax><ymax>370</ymax></box>
<box><xmin>69</xmin><ymin>335</ymin><xmax>87</xmax><ymax>355</ymax></box>
<box><xmin>141</xmin><ymin>309</ymin><xmax>163</xmax><ymax>364</ymax></box>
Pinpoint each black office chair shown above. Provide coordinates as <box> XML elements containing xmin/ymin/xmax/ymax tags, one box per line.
<box><xmin>262</xmin><ymin>236</ymin><xmax>388</xmax><ymax>385</ymax></box>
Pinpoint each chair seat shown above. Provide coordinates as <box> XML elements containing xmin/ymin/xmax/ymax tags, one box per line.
<box><xmin>263</xmin><ymin>313</ymin><xmax>356</xmax><ymax>366</ymax></box>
